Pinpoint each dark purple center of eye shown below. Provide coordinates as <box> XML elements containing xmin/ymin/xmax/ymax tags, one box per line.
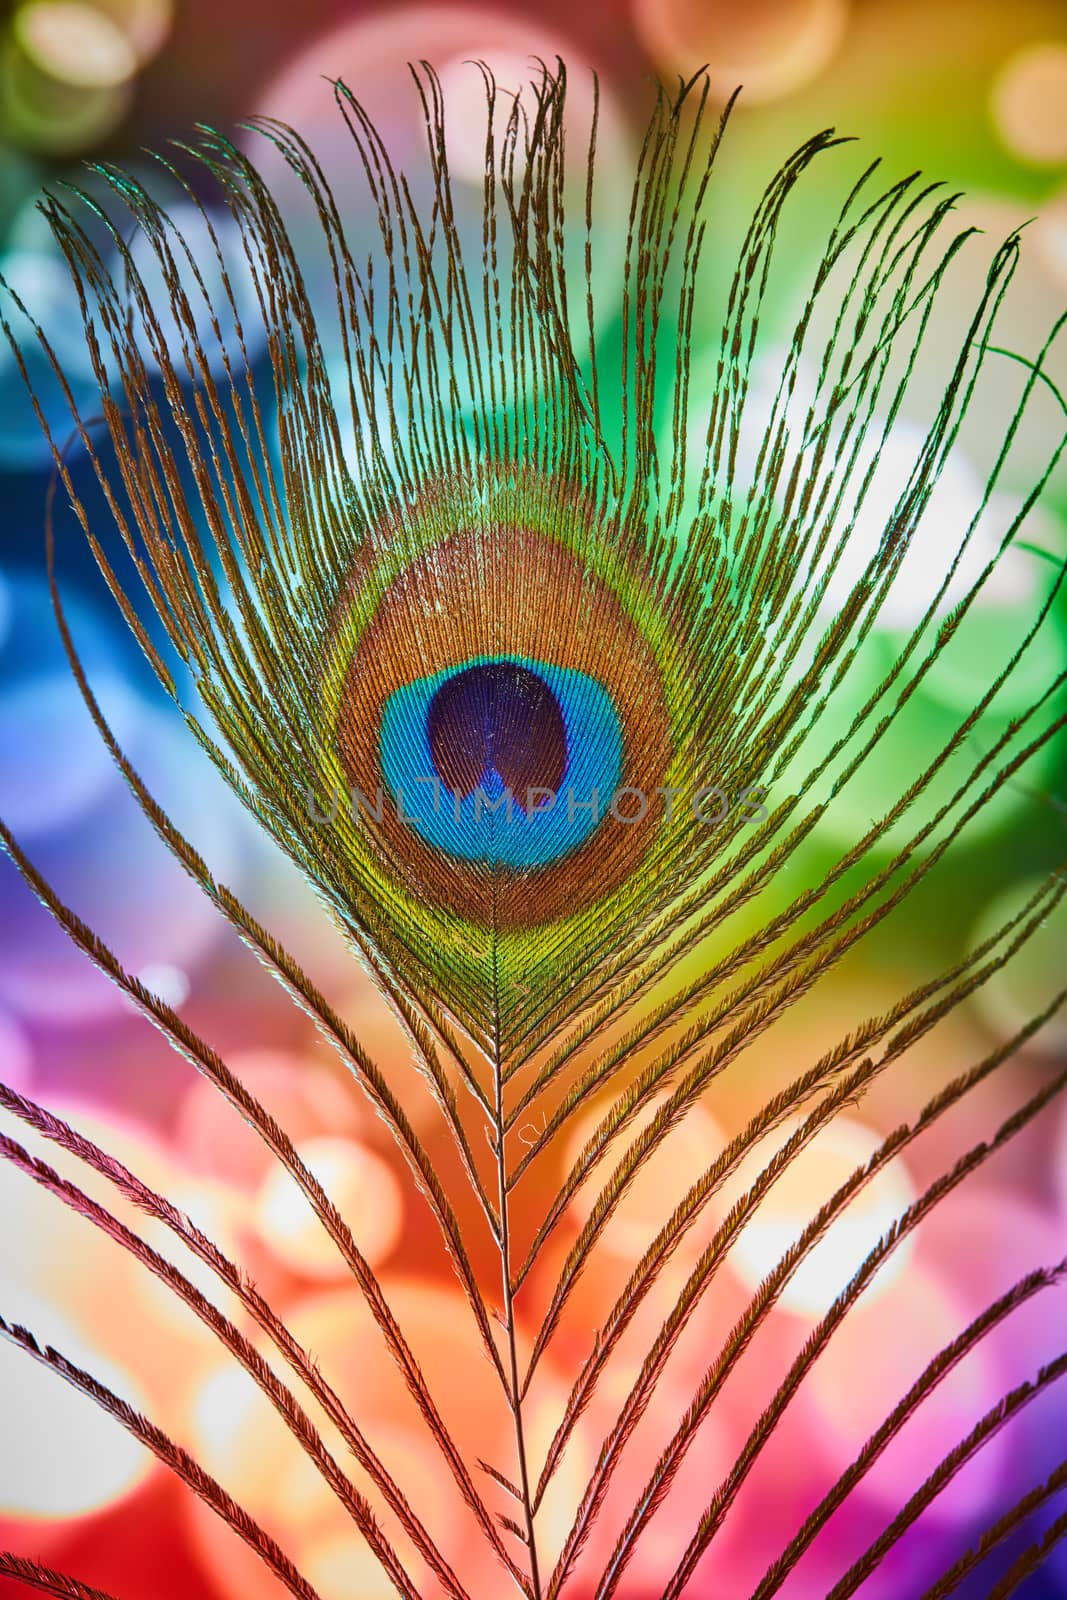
<box><xmin>427</xmin><ymin>662</ymin><xmax>567</xmax><ymax>807</ymax></box>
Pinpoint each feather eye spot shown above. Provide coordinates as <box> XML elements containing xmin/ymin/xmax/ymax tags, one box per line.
<box><xmin>379</xmin><ymin>656</ymin><xmax>623</xmax><ymax>870</ymax></box>
<box><xmin>331</xmin><ymin>511</ymin><xmax>675</xmax><ymax>927</ymax></box>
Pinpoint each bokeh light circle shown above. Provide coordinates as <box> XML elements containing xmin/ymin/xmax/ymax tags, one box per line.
<box><xmin>872</xmin><ymin>493</ymin><xmax>1067</xmax><ymax>726</ymax></box>
<box><xmin>303</xmin><ymin>1533</ymin><xmax>421</xmax><ymax>1600</ymax></box>
<box><xmin>632</xmin><ymin>0</ymin><xmax>849</xmax><ymax>104</ymax></box>
<box><xmin>0</xmin><ymin>696</ymin><xmax>245</xmax><ymax>1025</ymax></box>
<box><xmin>184</xmin><ymin>1279</ymin><xmax>516</xmax><ymax>1600</ymax></box>
<box><xmin>89</xmin><ymin>0</ymin><xmax>173</xmax><ymax>65</ymax></box>
<box><xmin>247</xmin><ymin>6</ymin><xmax>633</xmax><ymax>370</ymax></box>
<box><xmin>0</xmin><ymin>1289</ymin><xmax>152</xmax><ymax>1518</ymax></box>
<box><xmin>0</xmin><ymin>573</ymin><xmax>141</xmax><ymax>836</ymax></box>
<box><xmin>0</xmin><ymin>671</ymin><xmax>142</xmax><ymax>836</ymax></box>
<box><xmin>0</xmin><ymin>26</ymin><xmax>131</xmax><ymax>155</ymax></box>
<box><xmin>134</xmin><ymin>1175</ymin><xmax>249</xmax><ymax>1332</ymax></box>
<box><xmin>666</xmin><ymin>339</ymin><xmax>1061</xmax><ymax>692</ymax></box>
<box><xmin>15</xmin><ymin>1</ymin><xmax>138</xmax><ymax>90</ymax></box>
<box><xmin>713</xmin><ymin>1114</ymin><xmax>915</xmax><ymax>1317</ymax></box>
<box><xmin>992</xmin><ymin>44</ymin><xmax>1067</xmax><ymax>167</ymax></box>
<box><xmin>132</xmin><ymin>959</ymin><xmax>190</xmax><ymax>1008</ymax></box>
<box><xmin>815</xmin><ymin>432</ymin><xmax>1050</xmax><ymax>637</ymax></box>
<box><xmin>254</xmin><ymin>1134</ymin><xmax>403</xmax><ymax>1279</ymax></box>
<box><xmin>176</xmin><ymin>1047</ymin><xmax>368</xmax><ymax>1190</ymax></box>
<box><xmin>565</xmin><ymin>1093</ymin><xmax>729</xmax><ymax>1260</ymax></box>
<box><xmin>435</xmin><ymin>49</ymin><xmax>545</xmax><ymax>184</ymax></box>
<box><xmin>249</xmin><ymin>4</ymin><xmax>619</xmax><ymax>167</ymax></box>
<box><xmin>0</xmin><ymin>1099</ymin><xmax>246</xmax><ymax>1442</ymax></box>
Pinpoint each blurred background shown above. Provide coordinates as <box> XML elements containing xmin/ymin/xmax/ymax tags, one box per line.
<box><xmin>1</xmin><ymin>1</ymin><xmax>1067</xmax><ymax>1597</ymax></box>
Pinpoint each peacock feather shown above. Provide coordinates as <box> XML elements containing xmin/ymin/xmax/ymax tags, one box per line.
<box><xmin>1</xmin><ymin>59</ymin><xmax>1066</xmax><ymax>1600</ymax></box>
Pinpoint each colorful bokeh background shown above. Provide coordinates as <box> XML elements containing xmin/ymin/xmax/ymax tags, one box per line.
<box><xmin>2</xmin><ymin>1</ymin><xmax>1067</xmax><ymax>1597</ymax></box>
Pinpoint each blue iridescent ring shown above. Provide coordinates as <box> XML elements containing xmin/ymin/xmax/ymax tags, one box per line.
<box><xmin>379</xmin><ymin>655</ymin><xmax>622</xmax><ymax>868</ymax></box>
